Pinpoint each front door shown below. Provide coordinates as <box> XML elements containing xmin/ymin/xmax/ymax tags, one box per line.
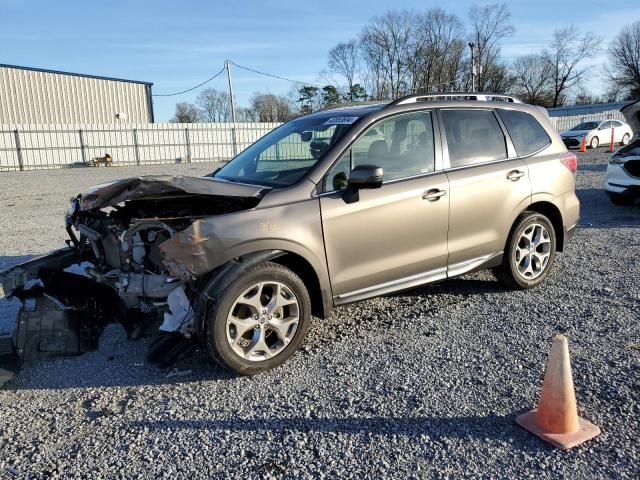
<box><xmin>319</xmin><ymin>110</ymin><xmax>449</xmax><ymax>302</ymax></box>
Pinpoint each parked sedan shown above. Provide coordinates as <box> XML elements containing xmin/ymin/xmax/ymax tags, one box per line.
<box><xmin>560</xmin><ymin>119</ymin><xmax>633</xmax><ymax>149</ymax></box>
<box><xmin>604</xmin><ymin>100</ymin><xmax>639</xmax><ymax>205</ymax></box>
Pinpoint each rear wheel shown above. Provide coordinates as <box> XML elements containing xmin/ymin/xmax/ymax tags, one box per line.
<box><xmin>590</xmin><ymin>136</ymin><xmax>599</xmax><ymax>149</ymax></box>
<box><xmin>493</xmin><ymin>211</ymin><xmax>556</xmax><ymax>289</ymax></box>
<box><xmin>608</xmin><ymin>192</ymin><xmax>635</xmax><ymax>206</ymax></box>
<box><xmin>621</xmin><ymin>133</ymin><xmax>630</xmax><ymax>146</ymax></box>
<box><xmin>205</xmin><ymin>262</ymin><xmax>311</xmax><ymax>375</ymax></box>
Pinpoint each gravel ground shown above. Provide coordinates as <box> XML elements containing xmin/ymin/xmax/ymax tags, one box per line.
<box><xmin>0</xmin><ymin>151</ymin><xmax>638</xmax><ymax>479</ymax></box>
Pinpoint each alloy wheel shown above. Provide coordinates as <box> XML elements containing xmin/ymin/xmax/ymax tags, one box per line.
<box><xmin>226</xmin><ymin>281</ymin><xmax>300</xmax><ymax>361</ymax></box>
<box><xmin>513</xmin><ymin>223</ymin><xmax>551</xmax><ymax>280</ymax></box>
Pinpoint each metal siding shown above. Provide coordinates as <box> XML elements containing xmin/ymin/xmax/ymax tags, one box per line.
<box><xmin>0</xmin><ymin>66</ymin><xmax>152</xmax><ymax>124</ymax></box>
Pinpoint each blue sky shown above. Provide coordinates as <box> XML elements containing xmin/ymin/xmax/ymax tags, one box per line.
<box><xmin>1</xmin><ymin>0</ymin><xmax>639</xmax><ymax>121</ymax></box>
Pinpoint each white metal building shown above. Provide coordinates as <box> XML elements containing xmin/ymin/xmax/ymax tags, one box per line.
<box><xmin>0</xmin><ymin>64</ymin><xmax>154</xmax><ymax>124</ymax></box>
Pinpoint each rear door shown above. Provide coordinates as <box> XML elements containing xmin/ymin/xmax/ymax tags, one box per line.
<box><xmin>439</xmin><ymin>108</ymin><xmax>532</xmax><ymax>270</ymax></box>
<box><xmin>320</xmin><ymin>110</ymin><xmax>450</xmax><ymax>301</ymax></box>
<box><xmin>611</xmin><ymin>120</ymin><xmax>624</xmax><ymax>143</ymax></box>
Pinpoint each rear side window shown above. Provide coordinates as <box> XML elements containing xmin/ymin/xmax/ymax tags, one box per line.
<box><xmin>441</xmin><ymin>109</ymin><xmax>507</xmax><ymax>168</ymax></box>
<box><xmin>498</xmin><ymin>109</ymin><xmax>551</xmax><ymax>157</ymax></box>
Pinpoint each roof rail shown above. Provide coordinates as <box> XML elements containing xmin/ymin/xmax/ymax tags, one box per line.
<box><xmin>389</xmin><ymin>92</ymin><xmax>522</xmax><ymax>106</ymax></box>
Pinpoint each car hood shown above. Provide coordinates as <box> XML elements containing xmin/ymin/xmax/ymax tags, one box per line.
<box><xmin>621</xmin><ymin>100</ymin><xmax>640</xmax><ymax>134</ymax></box>
<box><xmin>560</xmin><ymin>129</ymin><xmax>592</xmax><ymax>137</ymax></box>
<box><xmin>78</xmin><ymin>175</ymin><xmax>269</xmax><ymax>211</ymax></box>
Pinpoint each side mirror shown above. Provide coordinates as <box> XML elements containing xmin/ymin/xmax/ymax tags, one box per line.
<box><xmin>343</xmin><ymin>164</ymin><xmax>383</xmax><ymax>203</ymax></box>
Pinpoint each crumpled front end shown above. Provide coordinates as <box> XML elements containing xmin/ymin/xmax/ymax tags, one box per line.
<box><xmin>0</xmin><ymin>175</ymin><xmax>267</xmax><ymax>367</ymax></box>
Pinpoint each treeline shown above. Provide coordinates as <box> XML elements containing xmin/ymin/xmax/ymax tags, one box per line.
<box><xmin>172</xmin><ymin>5</ymin><xmax>640</xmax><ymax>123</ymax></box>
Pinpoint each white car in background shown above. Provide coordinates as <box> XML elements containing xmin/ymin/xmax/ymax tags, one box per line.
<box><xmin>604</xmin><ymin>100</ymin><xmax>639</xmax><ymax>205</ymax></box>
<box><xmin>560</xmin><ymin>119</ymin><xmax>633</xmax><ymax>150</ymax></box>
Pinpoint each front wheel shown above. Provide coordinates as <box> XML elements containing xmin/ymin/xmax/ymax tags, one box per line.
<box><xmin>493</xmin><ymin>211</ymin><xmax>557</xmax><ymax>289</ymax></box>
<box><xmin>590</xmin><ymin>136</ymin><xmax>599</xmax><ymax>149</ymax></box>
<box><xmin>205</xmin><ymin>262</ymin><xmax>311</xmax><ymax>375</ymax></box>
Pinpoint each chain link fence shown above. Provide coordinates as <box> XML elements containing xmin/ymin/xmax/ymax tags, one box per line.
<box><xmin>0</xmin><ymin>122</ymin><xmax>280</xmax><ymax>171</ymax></box>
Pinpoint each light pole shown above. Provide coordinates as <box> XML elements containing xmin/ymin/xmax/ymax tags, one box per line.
<box><xmin>468</xmin><ymin>43</ymin><xmax>476</xmax><ymax>92</ymax></box>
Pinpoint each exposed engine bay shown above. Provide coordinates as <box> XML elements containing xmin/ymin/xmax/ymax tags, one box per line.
<box><xmin>0</xmin><ymin>175</ymin><xmax>267</xmax><ymax>367</ymax></box>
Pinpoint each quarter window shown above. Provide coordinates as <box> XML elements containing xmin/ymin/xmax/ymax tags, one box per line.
<box><xmin>498</xmin><ymin>109</ymin><xmax>551</xmax><ymax>157</ymax></box>
<box><xmin>324</xmin><ymin>111</ymin><xmax>436</xmax><ymax>190</ymax></box>
<box><xmin>441</xmin><ymin>109</ymin><xmax>507</xmax><ymax>168</ymax></box>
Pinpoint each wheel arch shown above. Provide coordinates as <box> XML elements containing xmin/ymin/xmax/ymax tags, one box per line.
<box><xmin>269</xmin><ymin>251</ymin><xmax>331</xmax><ymax>319</ymax></box>
<box><xmin>194</xmin><ymin>249</ymin><xmax>332</xmax><ymax>342</ymax></box>
<box><xmin>525</xmin><ymin>201</ymin><xmax>565</xmax><ymax>251</ymax></box>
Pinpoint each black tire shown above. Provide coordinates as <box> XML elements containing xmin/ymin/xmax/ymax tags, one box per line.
<box><xmin>621</xmin><ymin>133</ymin><xmax>630</xmax><ymax>146</ymax></box>
<box><xmin>205</xmin><ymin>262</ymin><xmax>311</xmax><ymax>375</ymax></box>
<box><xmin>493</xmin><ymin>211</ymin><xmax>557</xmax><ymax>289</ymax></box>
<box><xmin>590</xmin><ymin>136</ymin><xmax>599</xmax><ymax>149</ymax></box>
<box><xmin>608</xmin><ymin>192</ymin><xmax>636</xmax><ymax>206</ymax></box>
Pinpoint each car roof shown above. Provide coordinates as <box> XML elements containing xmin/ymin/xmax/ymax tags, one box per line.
<box><xmin>304</xmin><ymin>99</ymin><xmax>541</xmax><ymax>121</ymax></box>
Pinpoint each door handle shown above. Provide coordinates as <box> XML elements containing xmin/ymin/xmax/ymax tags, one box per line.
<box><xmin>422</xmin><ymin>189</ymin><xmax>447</xmax><ymax>201</ymax></box>
<box><xmin>507</xmin><ymin>170</ymin><xmax>525</xmax><ymax>181</ymax></box>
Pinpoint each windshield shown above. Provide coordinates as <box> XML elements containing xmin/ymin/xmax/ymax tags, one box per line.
<box><xmin>570</xmin><ymin>122</ymin><xmax>598</xmax><ymax>131</ymax></box>
<box><xmin>213</xmin><ymin>115</ymin><xmax>358</xmax><ymax>187</ymax></box>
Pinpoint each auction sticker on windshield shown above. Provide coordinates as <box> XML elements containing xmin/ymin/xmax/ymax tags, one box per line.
<box><xmin>324</xmin><ymin>117</ymin><xmax>359</xmax><ymax>125</ymax></box>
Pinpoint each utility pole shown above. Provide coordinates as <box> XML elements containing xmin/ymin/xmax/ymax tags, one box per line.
<box><xmin>225</xmin><ymin>60</ymin><xmax>238</xmax><ymax>156</ymax></box>
<box><xmin>225</xmin><ymin>60</ymin><xmax>237</xmax><ymax>123</ymax></box>
<box><xmin>468</xmin><ymin>43</ymin><xmax>476</xmax><ymax>92</ymax></box>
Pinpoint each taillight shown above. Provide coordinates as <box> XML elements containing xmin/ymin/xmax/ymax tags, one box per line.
<box><xmin>560</xmin><ymin>152</ymin><xmax>577</xmax><ymax>173</ymax></box>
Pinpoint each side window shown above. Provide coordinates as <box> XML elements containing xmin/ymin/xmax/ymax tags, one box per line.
<box><xmin>258</xmin><ymin>126</ymin><xmax>337</xmax><ymax>173</ymax></box>
<box><xmin>498</xmin><ymin>109</ymin><xmax>551</xmax><ymax>157</ymax></box>
<box><xmin>598</xmin><ymin>121</ymin><xmax>611</xmax><ymax>130</ymax></box>
<box><xmin>324</xmin><ymin>111</ymin><xmax>435</xmax><ymax>191</ymax></box>
<box><xmin>612</xmin><ymin>120</ymin><xmax>623</xmax><ymax>127</ymax></box>
<box><xmin>441</xmin><ymin>109</ymin><xmax>507</xmax><ymax>168</ymax></box>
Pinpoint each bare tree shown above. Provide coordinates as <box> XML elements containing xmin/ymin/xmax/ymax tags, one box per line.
<box><xmin>196</xmin><ymin>88</ymin><xmax>230</xmax><ymax>122</ymax></box>
<box><xmin>249</xmin><ymin>93</ymin><xmax>293</xmax><ymax>122</ymax></box>
<box><xmin>468</xmin><ymin>2</ymin><xmax>515</xmax><ymax>91</ymax></box>
<box><xmin>328</xmin><ymin>40</ymin><xmax>360</xmax><ymax>101</ymax></box>
<box><xmin>547</xmin><ymin>26</ymin><xmax>600</xmax><ymax>107</ymax></box>
<box><xmin>511</xmin><ymin>54</ymin><xmax>554</xmax><ymax>105</ymax></box>
<box><xmin>171</xmin><ymin>102</ymin><xmax>201</xmax><ymax>123</ymax></box>
<box><xmin>410</xmin><ymin>8</ymin><xmax>466</xmax><ymax>93</ymax></box>
<box><xmin>607</xmin><ymin>20</ymin><xmax>640</xmax><ymax>99</ymax></box>
<box><xmin>360</xmin><ymin>10</ymin><xmax>414</xmax><ymax>100</ymax></box>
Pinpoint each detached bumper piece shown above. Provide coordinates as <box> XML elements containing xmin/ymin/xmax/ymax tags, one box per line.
<box><xmin>13</xmin><ymin>296</ymin><xmax>102</xmax><ymax>363</ymax></box>
<box><xmin>11</xmin><ymin>269</ymin><xmax>126</xmax><ymax>365</ymax></box>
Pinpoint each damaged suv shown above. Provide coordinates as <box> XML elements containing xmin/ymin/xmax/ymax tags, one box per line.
<box><xmin>0</xmin><ymin>93</ymin><xmax>580</xmax><ymax>375</ymax></box>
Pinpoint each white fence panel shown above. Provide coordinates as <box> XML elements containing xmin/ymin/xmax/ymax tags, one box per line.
<box><xmin>0</xmin><ymin>122</ymin><xmax>280</xmax><ymax>171</ymax></box>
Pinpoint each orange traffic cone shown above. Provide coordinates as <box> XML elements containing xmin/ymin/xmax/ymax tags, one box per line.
<box><xmin>515</xmin><ymin>335</ymin><xmax>600</xmax><ymax>450</ymax></box>
<box><xmin>579</xmin><ymin>136</ymin><xmax>587</xmax><ymax>153</ymax></box>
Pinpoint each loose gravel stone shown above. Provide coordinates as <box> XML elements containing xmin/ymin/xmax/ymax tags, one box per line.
<box><xmin>0</xmin><ymin>149</ymin><xmax>638</xmax><ymax>479</ymax></box>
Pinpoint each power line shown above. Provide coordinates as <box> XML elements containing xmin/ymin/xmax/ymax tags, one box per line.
<box><xmin>152</xmin><ymin>65</ymin><xmax>226</xmax><ymax>97</ymax></box>
<box><xmin>230</xmin><ymin>60</ymin><xmax>322</xmax><ymax>88</ymax></box>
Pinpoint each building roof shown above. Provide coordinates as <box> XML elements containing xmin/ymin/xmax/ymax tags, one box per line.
<box><xmin>0</xmin><ymin>63</ymin><xmax>153</xmax><ymax>86</ymax></box>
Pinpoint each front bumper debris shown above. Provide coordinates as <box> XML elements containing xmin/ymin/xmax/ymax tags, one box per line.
<box><xmin>0</xmin><ymin>248</ymin><xmax>77</xmax><ymax>300</ymax></box>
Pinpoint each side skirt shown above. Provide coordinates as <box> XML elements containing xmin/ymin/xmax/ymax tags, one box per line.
<box><xmin>333</xmin><ymin>252</ymin><xmax>503</xmax><ymax>306</ymax></box>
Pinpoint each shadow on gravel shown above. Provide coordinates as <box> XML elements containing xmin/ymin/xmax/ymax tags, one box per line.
<box><xmin>128</xmin><ymin>414</ymin><xmax>551</xmax><ymax>452</ymax></box>
<box><xmin>390</xmin><ymin>276</ymin><xmax>509</xmax><ymax>300</ymax></box>
<box><xmin>576</xmin><ymin>188</ymin><xmax>639</xmax><ymax>228</ymax></box>
<box><xmin>578</xmin><ymin>164</ymin><xmax>607</xmax><ymax>173</ymax></box>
